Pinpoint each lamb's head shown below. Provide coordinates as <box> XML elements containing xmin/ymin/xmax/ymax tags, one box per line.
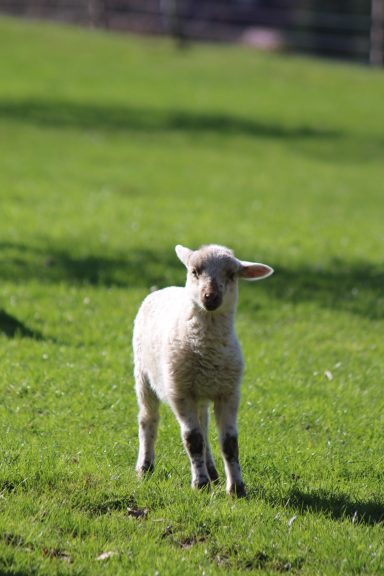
<box><xmin>175</xmin><ymin>244</ymin><xmax>274</xmax><ymax>313</ymax></box>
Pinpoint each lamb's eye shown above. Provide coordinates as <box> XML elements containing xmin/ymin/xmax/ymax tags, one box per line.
<box><xmin>227</xmin><ymin>271</ymin><xmax>235</xmax><ymax>281</ymax></box>
<box><xmin>191</xmin><ymin>268</ymin><xmax>199</xmax><ymax>278</ymax></box>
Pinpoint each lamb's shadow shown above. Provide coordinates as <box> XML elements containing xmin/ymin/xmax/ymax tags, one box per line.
<box><xmin>285</xmin><ymin>488</ymin><xmax>384</xmax><ymax>526</ymax></box>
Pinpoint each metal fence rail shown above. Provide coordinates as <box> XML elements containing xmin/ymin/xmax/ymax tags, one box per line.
<box><xmin>0</xmin><ymin>0</ymin><xmax>383</xmax><ymax>65</ymax></box>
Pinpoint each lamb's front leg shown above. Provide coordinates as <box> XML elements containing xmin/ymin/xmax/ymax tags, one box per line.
<box><xmin>171</xmin><ymin>397</ymin><xmax>210</xmax><ymax>490</ymax></box>
<box><xmin>214</xmin><ymin>395</ymin><xmax>246</xmax><ymax>497</ymax></box>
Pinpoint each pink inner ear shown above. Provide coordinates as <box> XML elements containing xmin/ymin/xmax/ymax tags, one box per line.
<box><xmin>242</xmin><ymin>265</ymin><xmax>271</xmax><ymax>279</ymax></box>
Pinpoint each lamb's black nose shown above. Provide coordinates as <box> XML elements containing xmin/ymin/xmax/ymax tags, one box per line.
<box><xmin>203</xmin><ymin>292</ymin><xmax>221</xmax><ymax>311</ymax></box>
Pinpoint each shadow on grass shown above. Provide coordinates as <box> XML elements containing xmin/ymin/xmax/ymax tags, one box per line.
<box><xmin>1</xmin><ymin>243</ymin><xmax>383</xmax><ymax>319</ymax></box>
<box><xmin>76</xmin><ymin>494</ymin><xmax>137</xmax><ymax>516</ymax></box>
<box><xmin>250</xmin><ymin>261</ymin><xmax>384</xmax><ymax>320</ymax></box>
<box><xmin>0</xmin><ymin>98</ymin><xmax>340</xmax><ymax>141</ymax></box>
<box><xmin>0</xmin><ymin>309</ymin><xmax>44</xmax><ymax>340</ymax></box>
<box><xmin>0</xmin><ymin>567</ymin><xmax>36</xmax><ymax>576</ymax></box>
<box><xmin>286</xmin><ymin>488</ymin><xmax>384</xmax><ymax>526</ymax></box>
<box><xmin>0</xmin><ymin>242</ymin><xmax>182</xmax><ymax>289</ymax></box>
<box><xmin>2</xmin><ymin>99</ymin><xmax>383</xmax><ymax>163</ymax></box>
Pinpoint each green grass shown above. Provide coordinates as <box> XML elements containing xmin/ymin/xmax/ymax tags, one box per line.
<box><xmin>1</xmin><ymin>15</ymin><xmax>384</xmax><ymax>575</ymax></box>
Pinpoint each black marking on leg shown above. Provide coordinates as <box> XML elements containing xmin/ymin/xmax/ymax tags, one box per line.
<box><xmin>193</xmin><ymin>477</ymin><xmax>210</xmax><ymax>490</ymax></box>
<box><xmin>185</xmin><ymin>428</ymin><xmax>204</xmax><ymax>456</ymax></box>
<box><xmin>223</xmin><ymin>433</ymin><xmax>239</xmax><ymax>463</ymax></box>
<box><xmin>207</xmin><ymin>464</ymin><xmax>219</xmax><ymax>483</ymax></box>
<box><xmin>137</xmin><ymin>461</ymin><xmax>154</xmax><ymax>477</ymax></box>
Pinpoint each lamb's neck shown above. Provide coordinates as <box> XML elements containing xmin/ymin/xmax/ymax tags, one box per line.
<box><xmin>185</xmin><ymin>301</ymin><xmax>236</xmax><ymax>341</ymax></box>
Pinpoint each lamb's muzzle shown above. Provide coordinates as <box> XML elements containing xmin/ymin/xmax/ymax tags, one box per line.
<box><xmin>202</xmin><ymin>284</ymin><xmax>222</xmax><ymax>311</ymax></box>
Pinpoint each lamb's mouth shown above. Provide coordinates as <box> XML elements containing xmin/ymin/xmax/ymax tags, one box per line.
<box><xmin>203</xmin><ymin>298</ymin><xmax>222</xmax><ymax>312</ymax></box>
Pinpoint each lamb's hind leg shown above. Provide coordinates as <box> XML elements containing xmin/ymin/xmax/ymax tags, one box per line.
<box><xmin>198</xmin><ymin>403</ymin><xmax>219</xmax><ymax>483</ymax></box>
<box><xmin>135</xmin><ymin>371</ymin><xmax>160</xmax><ymax>476</ymax></box>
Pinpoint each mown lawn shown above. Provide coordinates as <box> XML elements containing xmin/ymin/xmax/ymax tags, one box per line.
<box><xmin>0</xmin><ymin>15</ymin><xmax>384</xmax><ymax>575</ymax></box>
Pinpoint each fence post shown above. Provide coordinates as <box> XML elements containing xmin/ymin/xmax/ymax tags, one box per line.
<box><xmin>87</xmin><ymin>0</ymin><xmax>107</xmax><ymax>28</ymax></box>
<box><xmin>370</xmin><ymin>0</ymin><xmax>383</xmax><ymax>65</ymax></box>
<box><xmin>161</xmin><ymin>0</ymin><xmax>188</xmax><ymax>47</ymax></box>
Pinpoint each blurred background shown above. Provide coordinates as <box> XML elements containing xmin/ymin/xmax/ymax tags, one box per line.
<box><xmin>1</xmin><ymin>0</ymin><xmax>383</xmax><ymax>65</ymax></box>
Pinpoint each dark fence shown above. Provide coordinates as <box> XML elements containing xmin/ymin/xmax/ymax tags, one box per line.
<box><xmin>1</xmin><ymin>0</ymin><xmax>383</xmax><ymax>65</ymax></box>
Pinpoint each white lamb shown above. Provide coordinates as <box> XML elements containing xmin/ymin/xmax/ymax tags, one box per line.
<box><xmin>133</xmin><ymin>244</ymin><xmax>273</xmax><ymax>496</ymax></box>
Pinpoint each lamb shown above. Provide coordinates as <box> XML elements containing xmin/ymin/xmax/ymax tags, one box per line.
<box><xmin>132</xmin><ymin>244</ymin><xmax>273</xmax><ymax>496</ymax></box>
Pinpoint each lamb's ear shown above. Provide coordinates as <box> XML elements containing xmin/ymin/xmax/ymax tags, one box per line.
<box><xmin>175</xmin><ymin>245</ymin><xmax>193</xmax><ymax>267</ymax></box>
<box><xmin>238</xmin><ymin>261</ymin><xmax>274</xmax><ymax>281</ymax></box>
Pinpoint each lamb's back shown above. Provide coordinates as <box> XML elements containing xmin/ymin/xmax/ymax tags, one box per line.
<box><xmin>134</xmin><ymin>286</ymin><xmax>185</xmax><ymax>347</ymax></box>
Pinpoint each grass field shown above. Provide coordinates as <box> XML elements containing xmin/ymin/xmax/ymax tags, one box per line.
<box><xmin>1</xmin><ymin>15</ymin><xmax>384</xmax><ymax>575</ymax></box>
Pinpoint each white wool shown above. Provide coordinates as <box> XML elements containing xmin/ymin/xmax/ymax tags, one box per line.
<box><xmin>134</xmin><ymin>286</ymin><xmax>243</xmax><ymax>403</ymax></box>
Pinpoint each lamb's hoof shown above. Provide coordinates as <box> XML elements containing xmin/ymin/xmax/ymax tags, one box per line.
<box><xmin>192</xmin><ymin>477</ymin><xmax>210</xmax><ymax>491</ymax></box>
<box><xmin>136</xmin><ymin>462</ymin><xmax>154</xmax><ymax>478</ymax></box>
<box><xmin>227</xmin><ymin>482</ymin><xmax>247</xmax><ymax>498</ymax></box>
